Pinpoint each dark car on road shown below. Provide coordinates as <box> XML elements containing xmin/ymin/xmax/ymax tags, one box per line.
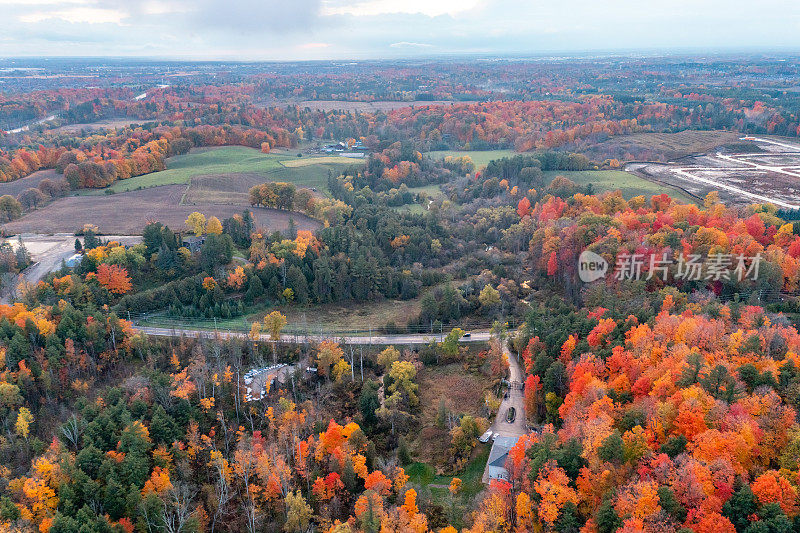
<box><xmin>506</xmin><ymin>407</ymin><xmax>516</xmax><ymax>423</ymax></box>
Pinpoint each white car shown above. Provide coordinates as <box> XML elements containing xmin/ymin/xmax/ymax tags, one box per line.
<box><xmin>478</xmin><ymin>430</ymin><xmax>493</xmax><ymax>443</ymax></box>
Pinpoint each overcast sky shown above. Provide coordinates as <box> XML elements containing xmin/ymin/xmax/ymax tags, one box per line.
<box><xmin>1</xmin><ymin>0</ymin><xmax>800</xmax><ymax>59</ymax></box>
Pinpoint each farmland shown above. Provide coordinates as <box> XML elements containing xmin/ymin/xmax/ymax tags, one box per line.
<box><xmin>2</xmin><ymin>185</ymin><xmax>321</xmax><ymax>235</ymax></box>
<box><xmin>0</xmin><ymin>169</ymin><xmax>59</xmax><ymax>197</ymax></box>
<box><xmin>95</xmin><ymin>146</ymin><xmax>362</xmax><ymax>194</ymax></box>
<box><xmin>583</xmin><ymin>129</ymin><xmax>744</xmax><ymax>162</ymax></box>
<box><xmin>427</xmin><ymin>149</ymin><xmax>519</xmax><ymax>169</ymax></box>
<box><xmin>0</xmin><ymin>146</ymin><xmax>360</xmax><ymax>236</ymax></box>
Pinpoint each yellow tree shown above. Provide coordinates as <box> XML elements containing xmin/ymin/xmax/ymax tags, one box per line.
<box><xmin>332</xmin><ymin>359</ymin><xmax>352</xmax><ymax>383</ymax></box>
<box><xmin>16</xmin><ymin>407</ymin><xmax>33</xmax><ymax>440</ymax></box>
<box><xmin>264</xmin><ymin>311</ymin><xmax>287</xmax><ymax>341</ymax></box>
<box><xmin>284</xmin><ymin>490</ymin><xmax>313</xmax><ymax>532</ymax></box>
<box><xmin>249</xmin><ymin>322</ymin><xmax>262</xmax><ymax>342</ymax></box>
<box><xmin>377</xmin><ymin>346</ymin><xmax>400</xmax><ymax>372</ymax></box>
<box><xmin>186</xmin><ymin>212</ymin><xmax>206</xmax><ymax>236</ymax></box>
<box><xmin>263</xmin><ymin>311</ymin><xmax>287</xmax><ymax>362</ymax></box>
<box><xmin>206</xmin><ymin>216</ymin><xmax>223</xmax><ymax>235</ymax></box>
<box><xmin>515</xmin><ymin>492</ymin><xmax>533</xmax><ymax>532</ymax></box>
<box><xmin>317</xmin><ymin>341</ymin><xmax>344</xmax><ymax>381</ymax></box>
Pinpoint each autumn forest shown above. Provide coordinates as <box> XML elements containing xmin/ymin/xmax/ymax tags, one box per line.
<box><xmin>2</xmin><ymin>54</ymin><xmax>800</xmax><ymax>533</ymax></box>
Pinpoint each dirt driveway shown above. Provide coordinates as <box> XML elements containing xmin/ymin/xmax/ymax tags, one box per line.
<box><xmin>2</xmin><ymin>233</ymin><xmax>142</xmax><ymax>287</ymax></box>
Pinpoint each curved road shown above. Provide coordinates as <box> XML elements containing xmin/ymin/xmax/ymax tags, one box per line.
<box><xmin>7</xmin><ymin>234</ymin><xmax>142</xmax><ymax>286</ymax></box>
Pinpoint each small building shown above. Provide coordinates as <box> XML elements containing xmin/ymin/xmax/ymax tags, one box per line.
<box><xmin>65</xmin><ymin>254</ymin><xmax>83</xmax><ymax>268</ymax></box>
<box><xmin>483</xmin><ymin>435</ymin><xmax>520</xmax><ymax>483</ymax></box>
<box><xmin>183</xmin><ymin>236</ymin><xmax>205</xmax><ymax>253</ymax></box>
<box><xmin>244</xmin><ymin>364</ymin><xmax>296</xmax><ymax>402</ymax></box>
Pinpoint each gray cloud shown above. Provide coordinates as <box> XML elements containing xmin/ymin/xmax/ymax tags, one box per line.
<box><xmin>1</xmin><ymin>0</ymin><xmax>800</xmax><ymax>58</ymax></box>
<box><xmin>185</xmin><ymin>0</ymin><xmax>324</xmax><ymax>33</ymax></box>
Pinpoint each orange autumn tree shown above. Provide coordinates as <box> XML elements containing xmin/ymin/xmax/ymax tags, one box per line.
<box><xmin>751</xmin><ymin>471</ymin><xmax>798</xmax><ymax>516</ymax></box>
<box><xmin>534</xmin><ymin>462</ymin><xmax>578</xmax><ymax>526</ymax></box>
<box><xmin>94</xmin><ymin>263</ymin><xmax>132</xmax><ymax>294</ymax></box>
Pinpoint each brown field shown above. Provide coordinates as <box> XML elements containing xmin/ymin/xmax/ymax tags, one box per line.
<box><xmin>413</xmin><ymin>363</ymin><xmax>488</xmax><ymax>466</ymax></box>
<box><xmin>0</xmin><ymin>169</ymin><xmax>60</xmax><ymax>197</ymax></box>
<box><xmin>588</xmin><ymin>130</ymin><xmax>742</xmax><ymax>161</ymax></box>
<box><xmin>282</xmin><ymin>156</ymin><xmax>361</xmax><ymax>167</ymax></box>
<box><xmin>184</xmin><ymin>174</ymin><xmax>267</xmax><ymax>205</ymax></box>
<box><xmin>252</xmin><ymin>297</ymin><xmax>425</xmax><ymax>331</ymax></box>
<box><xmin>49</xmin><ymin>118</ymin><xmax>146</xmax><ymax>135</ymax></box>
<box><xmin>2</xmin><ymin>185</ymin><xmax>321</xmax><ymax>235</ymax></box>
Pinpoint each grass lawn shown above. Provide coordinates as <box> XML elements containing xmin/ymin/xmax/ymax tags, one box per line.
<box><xmin>392</xmin><ymin>203</ymin><xmax>426</xmax><ymax>214</ymax></box>
<box><xmin>426</xmin><ymin>149</ymin><xmax>519</xmax><ymax>169</ymax></box>
<box><xmin>407</xmin><ymin>446</ymin><xmax>489</xmax><ymax>495</ymax></box>
<box><xmin>93</xmin><ymin>146</ymin><xmax>363</xmax><ymax>194</ymax></box>
<box><xmin>544</xmin><ymin>169</ymin><xmax>698</xmax><ymax>204</ymax></box>
<box><xmin>405</xmin><ymin>184</ymin><xmax>444</xmax><ymax>197</ymax></box>
<box><xmin>266</xmin><ymin>160</ymin><xmax>362</xmax><ymax>192</ymax></box>
<box><xmin>389</xmin><ymin>184</ymin><xmax>444</xmax><ymax>214</ymax></box>
<box><xmin>406</xmin><ymin>446</ymin><xmax>490</xmax><ymax>526</ymax></box>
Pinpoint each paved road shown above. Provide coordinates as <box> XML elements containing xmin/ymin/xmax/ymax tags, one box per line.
<box><xmin>481</xmin><ymin>343</ymin><xmax>528</xmax><ymax>484</ymax></box>
<box><xmin>490</xmin><ymin>344</ymin><xmax>528</xmax><ymax>438</ymax></box>
<box><xmin>133</xmin><ymin>325</ymin><xmax>492</xmax><ymax>345</ymax></box>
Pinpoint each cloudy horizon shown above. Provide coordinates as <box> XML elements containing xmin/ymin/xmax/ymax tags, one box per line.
<box><xmin>1</xmin><ymin>0</ymin><xmax>800</xmax><ymax>60</ymax></box>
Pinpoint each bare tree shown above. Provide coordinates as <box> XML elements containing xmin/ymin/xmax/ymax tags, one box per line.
<box><xmin>161</xmin><ymin>483</ymin><xmax>196</xmax><ymax>533</ymax></box>
<box><xmin>209</xmin><ymin>451</ymin><xmax>233</xmax><ymax>533</ymax></box>
<box><xmin>60</xmin><ymin>414</ymin><xmax>84</xmax><ymax>452</ymax></box>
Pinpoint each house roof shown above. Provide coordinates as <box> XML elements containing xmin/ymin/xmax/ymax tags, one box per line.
<box><xmin>485</xmin><ymin>435</ymin><xmax>520</xmax><ymax>481</ymax></box>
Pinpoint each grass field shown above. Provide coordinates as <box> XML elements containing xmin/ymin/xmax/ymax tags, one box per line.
<box><xmin>98</xmin><ymin>146</ymin><xmax>363</xmax><ymax>194</ymax></box>
<box><xmin>426</xmin><ymin>149</ymin><xmax>518</xmax><ymax>169</ymax></box>
<box><xmin>406</xmin><ymin>184</ymin><xmax>445</xmax><ymax>197</ymax></box>
<box><xmin>406</xmin><ymin>447</ymin><xmax>489</xmax><ymax>498</ymax></box>
<box><xmin>544</xmin><ymin>169</ymin><xmax>697</xmax><ymax>204</ymax></box>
